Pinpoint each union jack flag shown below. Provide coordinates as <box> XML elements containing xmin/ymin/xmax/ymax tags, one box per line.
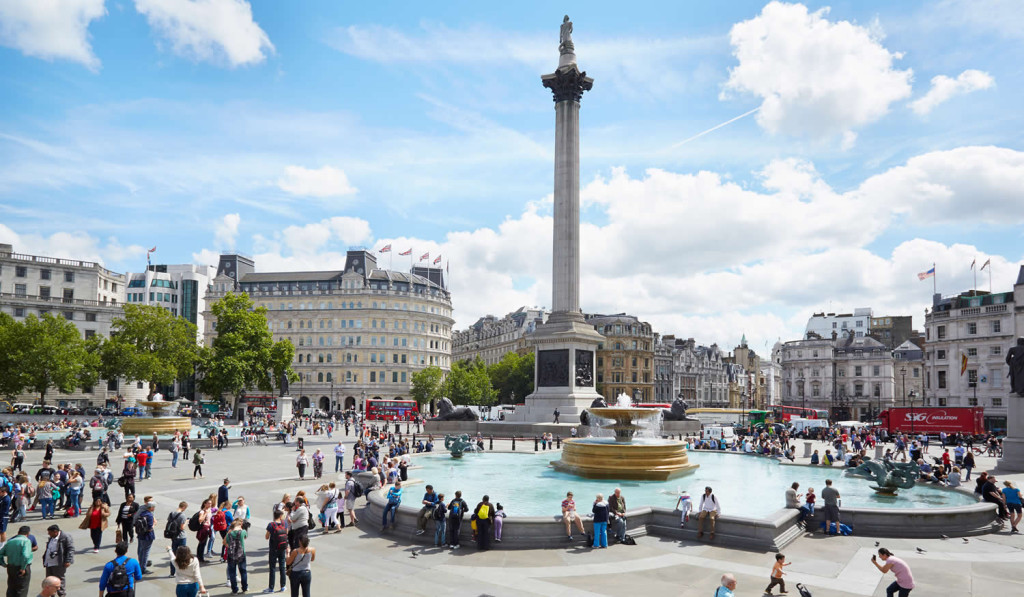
<box><xmin>399</xmin><ymin>248</ymin><xmax>412</xmax><ymax>256</ymax></box>
<box><xmin>378</xmin><ymin>244</ymin><xmax>391</xmax><ymax>253</ymax></box>
<box><xmin>433</xmin><ymin>255</ymin><xmax>442</xmax><ymax>265</ymax></box>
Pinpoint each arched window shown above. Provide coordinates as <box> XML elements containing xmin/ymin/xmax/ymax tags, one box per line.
<box><xmin>297</xmin><ymin>354</ymin><xmax>303</xmax><ymax>363</ymax></box>
<box><xmin>306</xmin><ymin>353</ymin><xmax>312</xmax><ymax>363</ymax></box>
<box><xmin>326</xmin><ymin>373</ymin><xmax>333</xmax><ymax>382</ymax></box>
<box><xmin>299</xmin><ymin>320</ymin><xmax>304</xmax><ymax>329</ymax></box>
<box><xmin>317</xmin><ymin>372</ymin><xmax>324</xmax><ymax>382</ymax></box>
<box><xmin>326</xmin><ymin>353</ymin><xmax>332</xmax><ymax>363</ymax></box>
<box><xmin>318</xmin><ymin>354</ymin><xmax>324</xmax><ymax>363</ymax></box>
<box><xmin>287</xmin><ymin>321</ymin><xmax>292</xmax><ymax>329</ymax></box>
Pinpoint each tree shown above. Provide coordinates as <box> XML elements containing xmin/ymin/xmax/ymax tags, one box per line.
<box><xmin>411</xmin><ymin>366</ymin><xmax>445</xmax><ymax>414</ymax></box>
<box><xmin>444</xmin><ymin>358</ymin><xmax>496</xmax><ymax>406</ymax></box>
<box><xmin>19</xmin><ymin>314</ymin><xmax>90</xmax><ymax>404</ymax></box>
<box><xmin>0</xmin><ymin>313</ymin><xmax>26</xmax><ymax>399</ymax></box>
<box><xmin>487</xmin><ymin>352</ymin><xmax>534</xmax><ymax>404</ymax></box>
<box><xmin>198</xmin><ymin>293</ymin><xmax>297</xmax><ymax>407</ymax></box>
<box><xmin>103</xmin><ymin>304</ymin><xmax>199</xmax><ymax>397</ymax></box>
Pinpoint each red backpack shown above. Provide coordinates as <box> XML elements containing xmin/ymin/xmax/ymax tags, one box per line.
<box><xmin>212</xmin><ymin>510</ymin><xmax>227</xmax><ymax>532</ymax></box>
<box><xmin>267</xmin><ymin>521</ymin><xmax>287</xmax><ymax>552</ymax></box>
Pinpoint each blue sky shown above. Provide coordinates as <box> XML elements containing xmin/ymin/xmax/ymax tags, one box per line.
<box><xmin>1</xmin><ymin>0</ymin><xmax>1022</xmax><ymax>352</ymax></box>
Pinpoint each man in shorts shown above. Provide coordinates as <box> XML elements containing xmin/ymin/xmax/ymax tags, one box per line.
<box><xmin>561</xmin><ymin>492</ymin><xmax>586</xmax><ymax>541</ymax></box>
<box><xmin>821</xmin><ymin>479</ymin><xmax>841</xmax><ymax>535</ymax></box>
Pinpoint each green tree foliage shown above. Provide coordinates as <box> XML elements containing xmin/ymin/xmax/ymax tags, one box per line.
<box><xmin>198</xmin><ymin>293</ymin><xmax>297</xmax><ymax>404</ymax></box>
<box><xmin>19</xmin><ymin>314</ymin><xmax>91</xmax><ymax>404</ymax></box>
<box><xmin>410</xmin><ymin>366</ymin><xmax>445</xmax><ymax>413</ymax></box>
<box><xmin>444</xmin><ymin>358</ymin><xmax>496</xmax><ymax>406</ymax></box>
<box><xmin>0</xmin><ymin>313</ymin><xmax>26</xmax><ymax>399</ymax></box>
<box><xmin>486</xmin><ymin>351</ymin><xmax>534</xmax><ymax>404</ymax></box>
<box><xmin>104</xmin><ymin>304</ymin><xmax>199</xmax><ymax>396</ymax></box>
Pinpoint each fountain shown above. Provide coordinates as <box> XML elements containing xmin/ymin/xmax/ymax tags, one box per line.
<box><xmin>551</xmin><ymin>394</ymin><xmax>699</xmax><ymax>481</ymax></box>
<box><xmin>119</xmin><ymin>393</ymin><xmax>192</xmax><ymax>436</ymax></box>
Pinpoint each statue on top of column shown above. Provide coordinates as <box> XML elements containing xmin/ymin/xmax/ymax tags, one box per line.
<box><xmin>1007</xmin><ymin>337</ymin><xmax>1024</xmax><ymax>397</ymax></box>
<box><xmin>559</xmin><ymin>15</ymin><xmax>574</xmax><ymax>55</ymax></box>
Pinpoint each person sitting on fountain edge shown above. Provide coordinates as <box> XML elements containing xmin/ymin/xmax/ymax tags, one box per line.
<box><xmin>696</xmin><ymin>486</ymin><xmax>719</xmax><ymax>540</ymax></box>
<box><xmin>561</xmin><ymin>492</ymin><xmax>586</xmax><ymax>542</ymax></box>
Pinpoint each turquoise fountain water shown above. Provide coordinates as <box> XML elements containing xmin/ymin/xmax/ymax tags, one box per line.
<box><xmin>413</xmin><ymin>450</ymin><xmax>978</xmax><ymax>518</ymax></box>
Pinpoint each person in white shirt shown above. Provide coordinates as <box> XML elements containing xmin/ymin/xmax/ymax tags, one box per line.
<box><xmin>333</xmin><ymin>442</ymin><xmax>346</xmax><ymax>473</ymax></box>
<box><xmin>696</xmin><ymin>486</ymin><xmax>720</xmax><ymax>539</ymax></box>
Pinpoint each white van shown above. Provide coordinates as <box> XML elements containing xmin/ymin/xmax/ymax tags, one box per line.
<box><xmin>702</xmin><ymin>426</ymin><xmax>736</xmax><ymax>443</ymax></box>
<box><xmin>789</xmin><ymin>418</ymin><xmax>830</xmax><ymax>435</ymax></box>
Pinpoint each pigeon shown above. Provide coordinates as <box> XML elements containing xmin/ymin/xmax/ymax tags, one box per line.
<box><xmin>963</xmin><ymin>538</ymin><xmax>969</xmax><ymax>543</ymax></box>
<box><xmin>941</xmin><ymin>535</ymin><xmax>949</xmax><ymax>540</ymax></box>
<box><xmin>410</xmin><ymin>551</ymin><xmax>418</xmax><ymax>558</ymax></box>
<box><xmin>874</xmin><ymin>541</ymin><xmax>880</xmax><ymax>547</ymax></box>
<box><xmin>916</xmin><ymin>547</ymin><xmax>927</xmax><ymax>554</ymax></box>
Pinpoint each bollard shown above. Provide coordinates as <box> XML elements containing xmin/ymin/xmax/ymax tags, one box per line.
<box><xmin>534</xmin><ymin>437</ymin><xmax>539</xmax><ymax>451</ymax></box>
<box><xmin>412</xmin><ymin>434</ymin><xmax>417</xmax><ymax>446</ymax></box>
<box><xmin>407</xmin><ymin>423</ymin><xmax>411</xmax><ymax>435</ymax></box>
<box><xmin>556</xmin><ymin>436</ymin><xmax>561</xmax><ymax>449</ymax></box>
<box><xmin>512</xmin><ymin>436</ymin><xmax>516</xmax><ymax>451</ymax></box>
<box><xmin>489</xmin><ymin>436</ymin><xmax>494</xmax><ymax>451</ymax></box>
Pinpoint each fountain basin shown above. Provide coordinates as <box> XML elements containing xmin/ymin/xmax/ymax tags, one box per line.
<box><xmin>119</xmin><ymin>400</ymin><xmax>192</xmax><ymax>435</ymax></box>
<box><xmin>551</xmin><ymin>437</ymin><xmax>698</xmax><ymax>480</ymax></box>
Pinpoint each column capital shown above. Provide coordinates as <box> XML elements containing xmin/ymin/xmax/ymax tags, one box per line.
<box><xmin>542</xmin><ymin>66</ymin><xmax>594</xmax><ymax>103</ymax></box>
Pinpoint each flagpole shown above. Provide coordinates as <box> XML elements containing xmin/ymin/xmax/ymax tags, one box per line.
<box><xmin>973</xmin><ymin>261</ymin><xmax>977</xmax><ymax>296</ymax></box>
<box><xmin>932</xmin><ymin>262</ymin><xmax>936</xmax><ymax>295</ymax></box>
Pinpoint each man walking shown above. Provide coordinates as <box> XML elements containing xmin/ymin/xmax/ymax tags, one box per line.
<box><xmin>696</xmin><ymin>486</ymin><xmax>720</xmax><ymax>540</ymax></box>
<box><xmin>41</xmin><ymin>525</ymin><xmax>73</xmax><ymax>597</ymax></box>
<box><xmin>135</xmin><ymin>503</ymin><xmax>156</xmax><ymax>575</ymax></box>
<box><xmin>218</xmin><ymin>479</ymin><xmax>231</xmax><ymax>508</ymax></box>
<box><xmin>98</xmin><ymin>541</ymin><xmax>142</xmax><ymax>597</ymax></box>
<box><xmin>0</xmin><ymin>526</ymin><xmax>34</xmax><ymax>597</ymax></box>
<box><xmin>343</xmin><ymin>472</ymin><xmax>359</xmax><ymax>527</ymax></box>
<box><xmin>166</xmin><ymin>502</ymin><xmax>188</xmax><ymax>577</ymax></box>
<box><xmin>821</xmin><ymin>479</ymin><xmax>841</xmax><ymax>535</ymax></box>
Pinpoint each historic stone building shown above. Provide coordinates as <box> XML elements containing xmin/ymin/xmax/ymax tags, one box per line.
<box><xmin>923</xmin><ymin>268</ymin><xmax>1024</xmax><ymax>432</ymax></box>
<box><xmin>654</xmin><ymin>337</ymin><xmax>674</xmax><ymax>403</ymax></box>
<box><xmin>0</xmin><ymin>243</ymin><xmax>146</xmax><ymax>407</ymax></box>
<box><xmin>586</xmin><ymin>313</ymin><xmax>655</xmax><ymax>403</ymax></box>
<box><xmin>657</xmin><ymin>336</ymin><xmax>730</xmax><ymax>408</ymax></box>
<box><xmin>203</xmin><ymin>250</ymin><xmax>454</xmax><ymax>414</ymax></box>
<box><xmin>724</xmin><ymin>335</ymin><xmax>764</xmax><ymax>409</ymax></box>
<box><xmin>781</xmin><ymin>332</ymin><xmax>898</xmax><ymax>421</ymax></box>
<box><xmin>452</xmin><ymin>306</ymin><xmax>548</xmax><ymax>365</ymax></box>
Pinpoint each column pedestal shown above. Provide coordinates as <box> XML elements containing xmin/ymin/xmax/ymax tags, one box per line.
<box><xmin>276</xmin><ymin>396</ymin><xmax>294</xmax><ymax>426</ymax></box>
<box><xmin>998</xmin><ymin>395</ymin><xmax>1024</xmax><ymax>472</ymax></box>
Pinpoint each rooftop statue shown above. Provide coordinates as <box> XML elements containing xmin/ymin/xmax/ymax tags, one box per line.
<box><xmin>559</xmin><ymin>15</ymin><xmax>574</xmax><ymax>55</ymax></box>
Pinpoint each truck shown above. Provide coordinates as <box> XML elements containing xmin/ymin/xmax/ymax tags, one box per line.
<box><xmin>875</xmin><ymin>407</ymin><xmax>985</xmax><ymax>436</ymax></box>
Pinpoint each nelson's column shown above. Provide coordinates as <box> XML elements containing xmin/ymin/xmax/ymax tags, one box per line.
<box><xmin>511</xmin><ymin>16</ymin><xmax>603</xmax><ymax>424</ymax></box>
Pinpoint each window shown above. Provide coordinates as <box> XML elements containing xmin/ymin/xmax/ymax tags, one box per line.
<box><xmin>854</xmin><ymin>383</ymin><xmax>864</xmax><ymax>396</ymax></box>
<box><xmin>968</xmin><ymin>397</ymin><xmax>978</xmax><ymax>406</ymax></box>
<box><xmin>13</xmin><ymin>308</ymin><xmax>24</xmax><ymax>317</ymax></box>
<box><xmin>968</xmin><ymin>369</ymin><xmax>978</xmax><ymax>384</ymax></box>
<box><xmin>873</xmin><ymin>384</ymin><xmax>880</xmax><ymax>397</ymax></box>
<box><xmin>64</xmin><ymin>271</ymin><xmax>74</xmax><ymax>283</ymax></box>
<box><xmin>812</xmin><ymin>350</ymin><xmax>818</xmax><ymax>358</ymax></box>
<box><xmin>967</xmin><ymin>322</ymin><xmax>977</xmax><ymax>335</ymax></box>
<box><xmin>872</xmin><ymin>365</ymin><xmax>880</xmax><ymax>376</ymax></box>
<box><xmin>913</xmin><ymin>367</ymin><xmax>919</xmax><ymax>378</ymax></box>
<box><xmin>937</xmin><ymin>325</ymin><xmax>946</xmax><ymax>339</ymax></box>
<box><xmin>937</xmin><ymin>350</ymin><xmax>946</xmax><ymax>360</ymax></box>
<box><xmin>854</xmin><ymin>366</ymin><xmax>862</xmax><ymax>377</ymax></box>
<box><xmin>40</xmin><ymin>269</ymin><xmax>50</xmax><ymax>280</ymax></box>
<box><xmin>63</xmin><ymin>311</ymin><xmax>73</xmax><ymax>320</ymax></box>
<box><xmin>967</xmin><ymin>347</ymin><xmax>977</xmax><ymax>357</ymax></box>
<box><xmin>15</xmin><ymin>266</ymin><xmax>26</xmax><ymax>277</ymax></box>
<box><xmin>370</xmin><ymin>372</ymin><xmax>376</xmax><ymax>383</ymax></box>
<box><xmin>39</xmin><ymin>286</ymin><xmax>51</xmax><ymax>299</ymax></box>
<box><xmin>993</xmin><ymin>320</ymin><xmax>1002</xmax><ymax>333</ymax></box>
<box><xmin>856</xmin><ymin>320</ymin><xmax>863</xmax><ymax>327</ymax></box>
<box><xmin>991</xmin><ymin>346</ymin><xmax>1002</xmax><ymax>356</ymax></box>
<box><xmin>993</xmin><ymin>397</ymin><xmax>1002</xmax><ymax>407</ymax></box>
<box><xmin>938</xmin><ymin>371</ymin><xmax>947</xmax><ymax>389</ymax></box>
<box><xmin>84</xmin><ymin>330</ymin><xmax>95</xmax><ymax>339</ymax></box>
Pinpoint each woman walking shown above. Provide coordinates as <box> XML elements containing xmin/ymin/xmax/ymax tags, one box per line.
<box><xmin>192</xmin><ymin>449</ymin><xmax>205</xmax><ymax>479</ymax></box>
<box><xmin>79</xmin><ymin>497</ymin><xmax>110</xmax><ymax>552</ymax></box>
<box><xmin>312</xmin><ymin>449</ymin><xmax>324</xmax><ymax>480</ymax></box>
<box><xmin>115</xmin><ymin>493</ymin><xmax>139</xmax><ymax>544</ymax></box>
<box><xmin>195</xmin><ymin>499</ymin><xmax>214</xmax><ymax>564</ymax></box>
<box><xmin>286</xmin><ymin>535</ymin><xmax>315</xmax><ymax>597</ymax></box>
<box><xmin>871</xmin><ymin>547</ymin><xmax>914</xmax><ymax>596</ymax></box>
<box><xmin>1002</xmin><ymin>480</ymin><xmax>1022</xmax><ymax>533</ymax></box>
<box><xmin>296</xmin><ymin>450</ymin><xmax>309</xmax><ymax>480</ymax></box>
<box><xmin>166</xmin><ymin>544</ymin><xmax>206</xmax><ymax>597</ymax></box>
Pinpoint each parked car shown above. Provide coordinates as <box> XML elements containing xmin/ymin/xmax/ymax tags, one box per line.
<box><xmin>121</xmin><ymin>407</ymin><xmax>144</xmax><ymax>417</ymax></box>
<box><xmin>84</xmin><ymin>407</ymin><xmax>101</xmax><ymax>416</ymax></box>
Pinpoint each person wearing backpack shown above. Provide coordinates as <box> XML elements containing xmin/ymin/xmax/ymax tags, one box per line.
<box><xmin>134</xmin><ymin>502</ymin><xmax>156</xmax><ymax>576</ymax></box>
<box><xmin>165</xmin><ymin>501</ymin><xmax>189</xmax><ymax>577</ymax></box>
<box><xmin>473</xmin><ymin>495</ymin><xmax>496</xmax><ymax>551</ymax></box>
<box><xmin>432</xmin><ymin>493</ymin><xmax>447</xmax><ymax>547</ymax></box>
<box><xmin>0</xmin><ymin>525</ymin><xmax>34</xmax><ymax>597</ymax></box>
<box><xmin>98</xmin><ymin>541</ymin><xmax>141</xmax><ymax>597</ymax></box>
<box><xmin>89</xmin><ymin>469</ymin><xmax>109</xmax><ymax>506</ymax></box>
<box><xmin>264</xmin><ymin>509</ymin><xmax>289</xmax><ymax>593</ymax></box>
<box><xmin>447</xmin><ymin>491</ymin><xmax>468</xmax><ymax>549</ymax></box>
<box><xmin>78</xmin><ymin>498</ymin><xmax>110</xmax><ymax>552</ymax></box>
<box><xmin>343</xmin><ymin>472</ymin><xmax>360</xmax><ymax>527</ymax></box>
<box><xmin>194</xmin><ymin>499</ymin><xmax>213</xmax><ymax>565</ymax></box>
<box><xmin>696</xmin><ymin>486</ymin><xmax>720</xmax><ymax>540</ymax></box>
<box><xmin>225</xmin><ymin>519</ymin><xmax>248</xmax><ymax>594</ymax></box>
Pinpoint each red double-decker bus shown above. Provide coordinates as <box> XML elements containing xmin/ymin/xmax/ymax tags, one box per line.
<box><xmin>365</xmin><ymin>399</ymin><xmax>419</xmax><ymax>421</ymax></box>
<box><xmin>771</xmin><ymin>405</ymin><xmax>829</xmax><ymax>422</ymax></box>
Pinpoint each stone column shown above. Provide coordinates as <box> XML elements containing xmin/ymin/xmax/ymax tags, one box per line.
<box><xmin>999</xmin><ymin>395</ymin><xmax>1024</xmax><ymax>472</ymax></box>
<box><xmin>543</xmin><ymin>63</ymin><xmax>592</xmax><ymax>321</ymax></box>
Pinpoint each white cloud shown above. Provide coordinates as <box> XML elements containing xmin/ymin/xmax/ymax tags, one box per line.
<box><xmin>909</xmin><ymin>69</ymin><xmax>994</xmax><ymax>115</ymax></box>
<box><xmin>277</xmin><ymin>165</ymin><xmax>358</xmax><ymax>198</ymax></box>
<box><xmin>134</xmin><ymin>0</ymin><xmax>273</xmax><ymax>67</ymax></box>
<box><xmin>214</xmin><ymin>213</ymin><xmax>240</xmax><ymax>250</ymax></box>
<box><xmin>0</xmin><ymin>223</ymin><xmax>146</xmax><ymax>266</ymax></box>
<box><xmin>723</xmin><ymin>1</ymin><xmax>912</xmax><ymax>142</ymax></box>
<box><xmin>0</xmin><ymin>0</ymin><xmax>106</xmax><ymax>70</ymax></box>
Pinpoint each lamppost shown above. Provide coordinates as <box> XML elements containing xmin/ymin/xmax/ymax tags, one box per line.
<box><xmin>360</xmin><ymin>390</ymin><xmax>366</xmax><ymax>413</ymax></box>
<box><xmin>330</xmin><ymin>381</ymin><xmax>334</xmax><ymax>412</ymax></box>
<box><xmin>900</xmin><ymin>366</ymin><xmax>907</xmax><ymax>407</ymax></box>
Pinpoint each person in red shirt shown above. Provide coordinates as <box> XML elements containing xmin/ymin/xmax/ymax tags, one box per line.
<box><xmin>135</xmin><ymin>451</ymin><xmax>148</xmax><ymax>482</ymax></box>
<box><xmin>941</xmin><ymin>449</ymin><xmax>952</xmax><ymax>474</ymax></box>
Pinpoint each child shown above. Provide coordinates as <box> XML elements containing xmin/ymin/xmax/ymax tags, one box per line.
<box><xmin>804</xmin><ymin>487</ymin><xmax>816</xmax><ymax>517</ymax></box>
<box><xmin>675</xmin><ymin>493</ymin><xmax>692</xmax><ymax>528</ymax></box>
<box><xmin>765</xmin><ymin>553</ymin><xmax>790</xmax><ymax>595</ymax></box>
<box><xmin>494</xmin><ymin>503</ymin><xmax>506</xmax><ymax>542</ymax></box>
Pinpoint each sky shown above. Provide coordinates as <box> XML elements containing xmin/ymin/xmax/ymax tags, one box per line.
<box><xmin>1</xmin><ymin>0</ymin><xmax>1023</xmax><ymax>354</ymax></box>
